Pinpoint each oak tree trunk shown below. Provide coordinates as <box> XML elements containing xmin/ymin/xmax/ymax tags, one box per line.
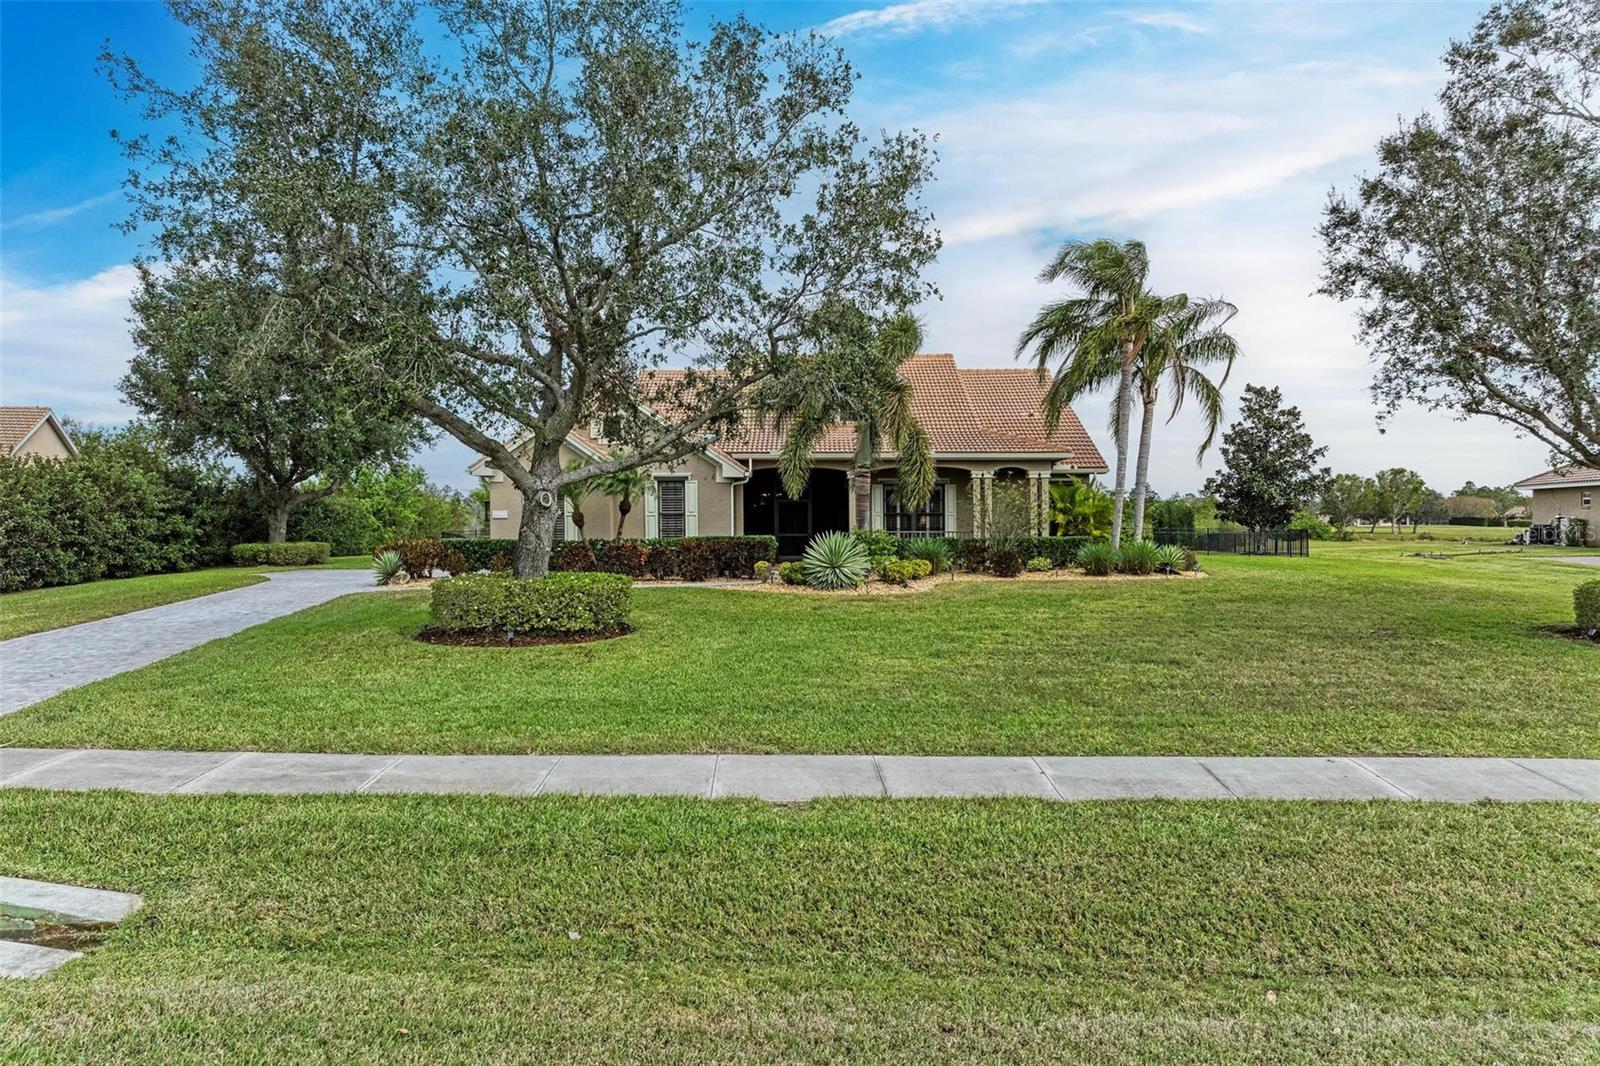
<box><xmin>512</xmin><ymin>446</ymin><xmax>562</xmax><ymax>579</ymax></box>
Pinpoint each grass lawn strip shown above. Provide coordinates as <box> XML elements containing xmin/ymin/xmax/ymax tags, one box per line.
<box><xmin>4</xmin><ymin>547</ymin><xmax>1595</xmax><ymax>757</ymax></box>
<box><xmin>0</xmin><ymin>569</ymin><xmax>268</xmax><ymax>641</ymax></box>
<box><xmin>0</xmin><ymin>792</ymin><xmax>1594</xmax><ymax>1062</ymax></box>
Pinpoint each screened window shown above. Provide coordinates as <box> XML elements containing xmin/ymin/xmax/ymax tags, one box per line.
<box><xmin>658</xmin><ymin>479</ymin><xmax>687</xmax><ymax>538</ymax></box>
<box><xmin>883</xmin><ymin>482</ymin><xmax>945</xmax><ymax>533</ymax></box>
<box><xmin>1583</xmin><ymin>491</ymin><xmax>1593</xmax><ymax>509</ymax></box>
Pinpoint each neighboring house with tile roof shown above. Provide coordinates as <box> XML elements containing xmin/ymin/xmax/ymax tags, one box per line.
<box><xmin>471</xmin><ymin>354</ymin><xmax>1107</xmax><ymax>556</ymax></box>
<box><xmin>1515</xmin><ymin>465</ymin><xmax>1598</xmax><ymax>544</ymax></box>
<box><xmin>0</xmin><ymin>406</ymin><xmax>76</xmax><ymax>460</ymax></box>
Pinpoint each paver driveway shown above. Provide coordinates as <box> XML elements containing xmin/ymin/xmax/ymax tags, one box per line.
<box><xmin>0</xmin><ymin>569</ymin><xmax>374</xmax><ymax>715</ymax></box>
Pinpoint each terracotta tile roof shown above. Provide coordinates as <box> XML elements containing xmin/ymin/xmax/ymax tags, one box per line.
<box><xmin>642</xmin><ymin>354</ymin><xmax>1106</xmax><ymax>469</ymax></box>
<box><xmin>0</xmin><ymin>406</ymin><xmax>53</xmax><ymax>456</ymax></box>
<box><xmin>1517</xmin><ymin>465</ymin><xmax>1600</xmax><ymax>489</ymax></box>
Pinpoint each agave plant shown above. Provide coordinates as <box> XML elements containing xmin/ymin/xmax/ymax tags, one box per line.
<box><xmin>800</xmin><ymin>531</ymin><xmax>869</xmax><ymax>590</ymax></box>
<box><xmin>1153</xmin><ymin>543</ymin><xmax>1188</xmax><ymax>574</ymax></box>
<box><xmin>371</xmin><ymin>549</ymin><xmax>403</xmax><ymax>586</ymax></box>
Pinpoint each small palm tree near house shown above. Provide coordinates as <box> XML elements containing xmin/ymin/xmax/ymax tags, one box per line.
<box><xmin>558</xmin><ymin>458</ymin><xmax>593</xmax><ymax>539</ymax></box>
<box><xmin>1017</xmin><ymin>239</ymin><xmax>1164</xmax><ymax>550</ymax></box>
<box><xmin>759</xmin><ymin>308</ymin><xmax>936</xmax><ymax>524</ymax></box>
<box><xmin>596</xmin><ymin>461</ymin><xmax>653</xmax><ymax>540</ymax></box>
<box><xmin>1123</xmin><ymin>295</ymin><xmax>1240</xmax><ymax>540</ymax></box>
<box><xmin>1049</xmin><ymin>478</ymin><xmax>1114</xmax><ymax>539</ymax></box>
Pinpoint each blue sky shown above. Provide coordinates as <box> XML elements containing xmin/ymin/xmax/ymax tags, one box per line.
<box><xmin>1</xmin><ymin>0</ymin><xmax>1549</xmax><ymax>494</ymax></box>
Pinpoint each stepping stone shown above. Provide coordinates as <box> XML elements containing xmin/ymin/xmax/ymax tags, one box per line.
<box><xmin>364</xmin><ymin>755</ymin><xmax>559</xmax><ymax>795</ymax></box>
<box><xmin>1512</xmin><ymin>759</ymin><xmax>1600</xmax><ymax>800</ymax></box>
<box><xmin>1198</xmin><ymin>757</ymin><xmax>1407</xmax><ymax>800</ymax></box>
<box><xmin>1037</xmin><ymin>756</ymin><xmax>1232</xmax><ymax>799</ymax></box>
<box><xmin>1355</xmin><ymin>758</ymin><xmax>1583</xmax><ymax>801</ymax></box>
<box><xmin>175</xmin><ymin>753</ymin><xmax>396</xmax><ymax>794</ymax></box>
<box><xmin>713</xmin><ymin>755</ymin><xmax>883</xmax><ymax>801</ymax></box>
<box><xmin>0</xmin><ymin>749</ymin><xmax>81</xmax><ymax>783</ymax></box>
<box><xmin>3</xmin><ymin>750</ymin><xmax>236</xmax><ymax>793</ymax></box>
<box><xmin>0</xmin><ymin>877</ymin><xmax>142</xmax><ymax>924</ymax></box>
<box><xmin>0</xmin><ymin>941</ymin><xmax>80</xmax><ymax>979</ymax></box>
<box><xmin>875</xmin><ymin>756</ymin><xmax>1056</xmax><ymax>799</ymax></box>
<box><xmin>539</xmin><ymin>755</ymin><xmax>716</xmax><ymax>797</ymax></box>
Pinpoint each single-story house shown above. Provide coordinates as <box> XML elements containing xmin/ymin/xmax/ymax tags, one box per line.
<box><xmin>1515</xmin><ymin>465</ymin><xmax>1598</xmax><ymax>544</ymax></box>
<box><xmin>0</xmin><ymin>406</ymin><xmax>76</xmax><ymax>460</ymax></box>
<box><xmin>472</xmin><ymin>354</ymin><xmax>1108</xmax><ymax>556</ymax></box>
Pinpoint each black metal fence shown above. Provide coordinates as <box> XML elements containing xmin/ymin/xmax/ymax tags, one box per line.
<box><xmin>1152</xmin><ymin>529</ymin><xmax>1310</xmax><ymax>556</ymax></box>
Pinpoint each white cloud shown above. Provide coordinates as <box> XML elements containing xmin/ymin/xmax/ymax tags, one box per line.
<box><xmin>0</xmin><ymin>265</ymin><xmax>141</xmax><ymax>422</ymax></box>
<box><xmin>1121</xmin><ymin>10</ymin><xmax>1211</xmax><ymax>35</ymax></box>
<box><xmin>3</xmin><ymin>191</ymin><xmax>121</xmax><ymax>231</ymax></box>
<box><xmin>815</xmin><ymin>0</ymin><xmax>1027</xmax><ymax>38</ymax></box>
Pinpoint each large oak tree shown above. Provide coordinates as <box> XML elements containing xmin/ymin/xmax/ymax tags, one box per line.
<box><xmin>110</xmin><ymin>0</ymin><xmax>940</xmax><ymax>576</ymax></box>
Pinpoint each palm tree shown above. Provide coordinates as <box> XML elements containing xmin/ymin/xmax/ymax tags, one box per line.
<box><xmin>1123</xmin><ymin>296</ymin><xmax>1240</xmax><ymax>540</ymax></box>
<box><xmin>557</xmin><ymin>458</ymin><xmax>593</xmax><ymax>540</ymax></box>
<box><xmin>761</xmin><ymin>311</ymin><xmax>936</xmax><ymax>525</ymax></box>
<box><xmin>1017</xmin><ymin>239</ymin><xmax>1163</xmax><ymax>549</ymax></box>
<box><xmin>1049</xmin><ymin>478</ymin><xmax>1114</xmax><ymax>539</ymax></box>
<box><xmin>595</xmin><ymin>461</ymin><xmax>652</xmax><ymax>540</ymax></box>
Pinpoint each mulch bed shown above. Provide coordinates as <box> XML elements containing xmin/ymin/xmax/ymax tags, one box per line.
<box><xmin>1538</xmin><ymin>624</ymin><xmax>1600</xmax><ymax>645</ymax></box>
<box><xmin>416</xmin><ymin>626</ymin><xmax>633</xmax><ymax>648</ymax></box>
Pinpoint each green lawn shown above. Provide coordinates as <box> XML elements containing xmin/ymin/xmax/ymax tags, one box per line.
<box><xmin>0</xmin><ymin>568</ymin><xmax>267</xmax><ymax>641</ymax></box>
<box><xmin>4</xmin><ymin>547</ymin><xmax>1595</xmax><ymax>756</ymax></box>
<box><xmin>0</xmin><ymin>791</ymin><xmax>1593</xmax><ymax>1063</ymax></box>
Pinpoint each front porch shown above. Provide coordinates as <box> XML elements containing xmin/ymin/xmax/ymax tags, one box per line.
<box><xmin>739</xmin><ymin>461</ymin><xmax>1067</xmax><ymax>557</ymax></box>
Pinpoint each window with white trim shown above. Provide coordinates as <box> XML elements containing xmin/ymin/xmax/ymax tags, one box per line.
<box><xmin>882</xmin><ymin>482</ymin><xmax>946</xmax><ymax>533</ymax></box>
<box><xmin>1583</xmin><ymin>491</ymin><xmax>1593</xmax><ymax>509</ymax></box>
<box><xmin>657</xmin><ymin>478</ymin><xmax>687</xmax><ymax>537</ymax></box>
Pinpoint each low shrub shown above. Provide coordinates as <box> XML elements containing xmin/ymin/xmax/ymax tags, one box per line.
<box><xmin>953</xmin><ymin>540</ymin><xmax>988</xmax><ymax>572</ymax></box>
<box><xmin>232</xmin><ymin>541</ymin><xmax>332</xmax><ymax>566</ymax></box>
<box><xmin>675</xmin><ymin>539</ymin><xmax>717</xmax><ymax>582</ymax></box>
<box><xmin>375</xmin><ymin>538</ymin><xmax>444</xmax><ymax>579</ymax></box>
<box><xmin>550</xmin><ymin>542</ymin><xmax>596</xmax><ymax>573</ymax></box>
<box><xmin>851</xmin><ymin>528</ymin><xmax>899</xmax><ymax>559</ymax></box>
<box><xmin>448</xmin><ymin>537</ymin><xmax>518</xmax><ymax>572</ymax></box>
<box><xmin>371</xmin><ymin>550</ymin><xmax>403</xmax><ymax>586</ymax></box>
<box><xmin>801</xmin><ymin>531</ymin><xmax>869</xmax><ymax>589</ymax></box>
<box><xmin>1153</xmin><ymin>544</ymin><xmax>1187</xmax><ymax>574</ymax></box>
<box><xmin>429</xmin><ymin>572</ymin><xmax>632</xmax><ymax>635</ymax></box>
<box><xmin>869</xmin><ymin>552</ymin><xmax>896</xmax><ymax>579</ymax></box>
<box><xmin>1118</xmin><ymin>540</ymin><xmax>1159</xmax><ymax>576</ymax></box>
<box><xmin>1025</xmin><ymin>555</ymin><xmax>1052</xmax><ymax>572</ymax></box>
<box><xmin>1576</xmin><ymin>579</ymin><xmax>1600</xmax><ymax>635</ymax></box>
<box><xmin>488</xmin><ymin>552</ymin><xmax>511</xmax><ymax>573</ymax></box>
<box><xmin>778</xmin><ymin>561</ymin><xmax>805</xmax><ymax>585</ymax></box>
<box><xmin>1289</xmin><ymin>509</ymin><xmax>1333</xmax><ymax>540</ymax></box>
<box><xmin>900</xmin><ymin>537</ymin><xmax>951</xmax><ymax>574</ymax></box>
<box><xmin>753</xmin><ymin>559</ymin><xmax>771</xmax><ymax>582</ymax></box>
<box><xmin>595</xmin><ymin>540</ymin><xmax>649</xmax><ymax>578</ymax></box>
<box><xmin>646</xmin><ymin>542</ymin><xmax>676</xmax><ymax>580</ymax></box>
<box><xmin>989</xmin><ymin>547</ymin><xmax>1024</xmax><ymax>577</ymax></box>
<box><xmin>881</xmin><ymin>558</ymin><xmax>933</xmax><ymax>586</ymax></box>
<box><xmin>1078</xmin><ymin>542</ymin><xmax>1118</xmax><ymax>576</ymax></box>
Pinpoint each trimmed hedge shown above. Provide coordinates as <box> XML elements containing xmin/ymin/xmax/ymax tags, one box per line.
<box><xmin>444</xmin><ymin>535</ymin><xmax>778</xmax><ymax>579</ymax></box>
<box><xmin>1576</xmin><ymin>579</ymin><xmax>1600</xmax><ymax>634</ymax></box>
<box><xmin>905</xmin><ymin>535</ymin><xmax>1091</xmax><ymax>571</ymax></box>
<box><xmin>230</xmin><ymin>541</ymin><xmax>331</xmax><ymax>566</ymax></box>
<box><xmin>430</xmin><ymin>572</ymin><xmax>632</xmax><ymax>635</ymax></box>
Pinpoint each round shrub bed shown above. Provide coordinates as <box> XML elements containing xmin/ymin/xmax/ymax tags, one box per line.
<box><xmin>426</xmin><ymin>571</ymin><xmax>633</xmax><ymax>643</ymax></box>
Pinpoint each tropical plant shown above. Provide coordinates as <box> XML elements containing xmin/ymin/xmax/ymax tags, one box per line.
<box><xmin>851</xmin><ymin>527</ymin><xmax>899</xmax><ymax>558</ymax></box>
<box><xmin>595</xmin><ymin>462</ymin><xmax>653</xmax><ymax>541</ymax></box>
<box><xmin>1077</xmin><ymin>542</ymin><xmax>1118</xmax><ymax>576</ymax></box>
<box><xmin>900</xmin><ymin>537</ymin><xmax>951</xmax><ymax>574</ymax></box>
<box><xmin>371</xmin><ymin>550</ymin><xmax>403</xmax><ymax>586</ymax></box>
<box><xmin>1152</xmin><ymin>544</ymin><xmax>1187</xmax><ymax>574</ymax></box>
<box><xmin>1017</xmin><ymin>238</ymin><xmax>1167</xmax><ymax>549</ymax></box>
<box><xmin>1123</xmin><ymin>295</ymin><xmax>1241</xmax><ymax>539</ymax></box>
<box><xmin>778</xmin><ymin>561</ymin><xmax>805</xmax><ymax>585</ymax></box>
<box><xmin>558</xmin><ymin>458</ymin><xmax>595</xmax><ymax>540</ymax></box>
<box><xmin>1025</xmin><ymin>555</ymin><xmax>1052</xmax><ymax>572</ymax></box>
<box><xmin>800</xmin><ymin>531</ymin><xmax>870</xmax><ymax>590</ymax></box>
<box><xmin>987</xmin><ymin>480</ymin><xmax>1033</xmax><ymax>555</ymax></box>
<box><xmin>761</xmin><ymin>312</ymin><xmax>935</xmax><ymax>527</ymax></box>
<box><xmin>1118</xmin><ymin>539</ymin><xmax>1159</xmax><ymax>575</ymax></box>
<box><xmin>1049</xmin><ymin>479</ymin><xmax>1114</xmax><ymax>539</ymax></box>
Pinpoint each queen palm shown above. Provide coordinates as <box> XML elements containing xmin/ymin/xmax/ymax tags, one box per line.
<box><xmin>1017</xmin><ymin>239</ymin><xmax>1163</xmax><ymax>549</ymax></box>
<box><xmin>1124</xmin><ymin>296</ymin><xmax>1240</xmax><ymax>540</ymax></box>
<box><xmin>595</xmin><ymin>460</ymin><xmax>652</xmax><ymax>540</ymax></box>
<box><xmin>762</xmin><ymin>310</ymin><xmax>935</xmax><ymax>525</ymax></box>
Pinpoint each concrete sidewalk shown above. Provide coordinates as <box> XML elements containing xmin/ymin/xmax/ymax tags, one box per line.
<box><xmin>1</xmin><ymin>749</ymin><xmax>1593</xmax><ymax>802</ymax></box>
<box><xmin>0</xmin><ymin>570</ymin><xmax>376</xmax><ymax>715</ymax></box>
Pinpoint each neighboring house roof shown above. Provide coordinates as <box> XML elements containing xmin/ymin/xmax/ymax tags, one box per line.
<box><xmin>469</xmin><ymin>421</ymin><xmax>749</xmax><ymax>481</ymax></box>
<box><xmin>0</xmin><ymin>406</ymin><xmax>76</xmax><ymax>458</ymax></box>
<box><xmin>1516</xmin><ymin>466</ymin><xmax>1600</xmax><ymax>490</ymax></box>
<box><xmin>643</xmin><ymin>354</ymin><xmax>1108</xmax><ymax>470</ymax></box>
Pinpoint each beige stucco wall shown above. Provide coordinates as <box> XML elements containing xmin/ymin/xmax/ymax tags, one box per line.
<box><xmin>1530</xmin><ymin>486</ymin><xmax>1598</xmax><ymax>543</ymax></box>
<box><xmin>482</xmin><ymin>444</ymin><xmax>738</xmax><ymax>540</ymax></box>
<box><xmin>13</xmin><ymin>420</ymin><xmax>73</xmax><ymax>459</ymax></box>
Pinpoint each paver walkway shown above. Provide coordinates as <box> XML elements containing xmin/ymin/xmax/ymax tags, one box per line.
<box><xmin>1</xmin><ymin>750</ymin><xmax>1593</xmax><ymax>802</ymax></box>
<box><xmin>0</xmin><ymin>570</ymin><xmax>375</xmax><ymax>715</ymax></box>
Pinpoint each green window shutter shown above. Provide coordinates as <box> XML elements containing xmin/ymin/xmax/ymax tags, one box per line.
<box><xmin>684</xmin><ymin>479</ymin><xmax>699</xmax><ymax>537</ymax></box>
